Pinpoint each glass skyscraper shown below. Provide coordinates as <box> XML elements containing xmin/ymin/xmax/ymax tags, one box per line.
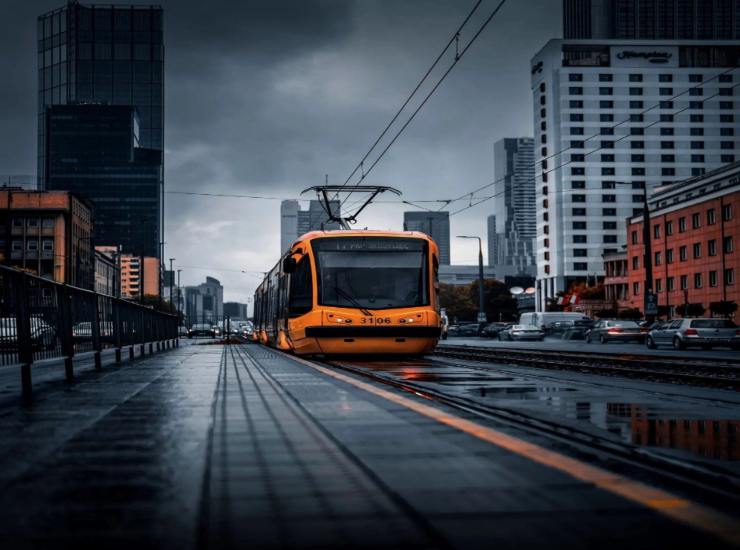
<box><xmin>37</xmin><ymin>2</ymin><xmax>164</xmax><ymax>257</ymax></box>
<box><xmin>46</xmin><ymin>104</ymin><xmax>161</xmax><ymax>258</ymax></box>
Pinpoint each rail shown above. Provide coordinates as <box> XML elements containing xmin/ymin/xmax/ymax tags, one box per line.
<box><xmin>433</xmin><ymin>345</ymin><xmax>740</xmax><ymax>390</ymax></box>
<box><xmin>0</xmin><ymin>264</ymin><xmax>179</xmax><ymax>400</ymax></box>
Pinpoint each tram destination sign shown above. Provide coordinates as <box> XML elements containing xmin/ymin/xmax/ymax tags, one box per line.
<box><xmin>313</xmin><ymin>237</ymin><xmax>425</xmax><ymax>252</ymax></box>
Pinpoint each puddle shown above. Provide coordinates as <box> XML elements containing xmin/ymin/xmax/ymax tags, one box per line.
<box><xmin>605</xmin><ymin>403</ymin><xmax>740</xmax><ymax>461</ymax></box>
<box><xmin>467</xmin><ymin>386</ymin><xmax>576</xmax><ymax>397</ymax></box>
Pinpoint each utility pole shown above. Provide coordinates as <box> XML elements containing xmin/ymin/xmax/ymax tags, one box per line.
<box><xmin>177</xmin><ymin>269</ymin><xmax>182</xmax><ymax>319</ymax></box>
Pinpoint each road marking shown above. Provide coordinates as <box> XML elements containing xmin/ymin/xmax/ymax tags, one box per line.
<box><xmin>282</xmin><ymin>352</ymin><xmax>740</xmax><ymax>546</ymax></box>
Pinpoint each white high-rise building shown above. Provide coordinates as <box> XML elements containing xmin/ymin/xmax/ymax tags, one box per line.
<box><xmin>531</xmin><ymin>39</ymin><xmax>739</xmax><ymax>311</ymax></box>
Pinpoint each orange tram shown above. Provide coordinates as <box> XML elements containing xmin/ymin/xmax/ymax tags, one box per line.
<box><xmin>253</xmin><ymin>230</ymin><xmax>442</xmax><ymax>355</ymax></box>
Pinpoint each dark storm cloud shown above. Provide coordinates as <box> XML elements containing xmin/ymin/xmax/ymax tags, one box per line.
<box><xmin>0</xmin><ymin>0</ymin><xmax>560</xmax><ymax>301</ymax></box>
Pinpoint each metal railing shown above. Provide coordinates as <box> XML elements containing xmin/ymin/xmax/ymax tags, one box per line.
<box><xmin>0</xmin><ymin>265</ymin><xmax>179</xmax><ymax>400</ymax></box>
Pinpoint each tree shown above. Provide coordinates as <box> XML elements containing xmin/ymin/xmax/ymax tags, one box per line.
<box><xmin>709</xmin><ymin>300</ymin><xmax>737</xmax><ymax>318</ymax></box>
<box><xmin>617</xmin><ymin>308</ymin><xmax>643</xmax><ymax>320</ymax></box>
<box><xmin>439</xmin><ymin>283</ymin><xmax>476</xmax><ymax>322</ymax></box>
<box><xmin>678</xmin><ymin>303</ymin><xmax>705</xmax><ymax>317</ymax></box>
<box><xmin>470</xmin><ymin>279</ymin><xmax>519</xmax><ymax>322</ymax></box>
<box><xmin>594</xmin><ymin>308</ymin><xmax>617</xmax><ymax>318</ymax></box>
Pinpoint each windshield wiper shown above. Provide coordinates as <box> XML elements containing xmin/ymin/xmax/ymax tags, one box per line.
<box><xmin>333</xmin><ymin>286</ymin><xmax>373</xmax><ymax>316</ymax></box>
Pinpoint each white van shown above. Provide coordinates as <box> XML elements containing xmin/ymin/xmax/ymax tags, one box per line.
<box><xmin>519</xmin><ymin>312</ymin><xmax>591</xmax><ymax>329</ymax></box>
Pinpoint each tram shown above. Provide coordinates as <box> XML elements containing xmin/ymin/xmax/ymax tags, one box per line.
<box><xmin>253</xmin><ymin>230</ymin><xmax>442</xmax><ymax>355</ymax></box>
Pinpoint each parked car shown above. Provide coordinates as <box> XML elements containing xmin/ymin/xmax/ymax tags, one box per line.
<box><xmin>0</xmin><ymin>317</ymin><xmax>56</xmax><ymax>350</ymax></box>
<box><xmin>188</xmin><ymin>324</ymin><xmax>215</xmax><ymax>338</ymax></box>
<box><xmin>646</xmin><ymin>318</ymin><xmax>740</xmax><ymax>350</ymax></box>
<box><xmin>481</xmin><ymin>322</ymin><xmax>509</xmax><ymax>338</ymax></box>
<box><xmin>545</xmin><ymin>318</ymin><xmax>594</xmax><ymax>339</ymax></box>
<box><xmin>178</xmin><ymin>326</ymin><xmax>189</xmax><ymax>337</ymax></box>
<box><xmin>455</xmin><ymin>323</ymin><xmax>483</xmax><ymax>337</ymax></box>
<box><xmin>519</xmin><ymin>312</ymin><xmax>591</xmax><ymax>330</ymax></box>
<box><xmin>499</xmin><ymin>324</ymin><xmax>545</xmax><ymax>341</ymax></box>
<box><xmin>586</xmin><ymin>319</ymin><xmax>646</xmax><ymax>344</ymax></box>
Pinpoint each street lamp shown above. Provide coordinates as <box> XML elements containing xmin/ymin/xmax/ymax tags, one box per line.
<box><xmin>457</xmin><ymin>235</ymin><xmax>486</xmax><ymax>324</ymax></box>
<box><xmin>613</xmin><ymin>181</ymin><xmax>654</xmax><ymax>319</ymax></box>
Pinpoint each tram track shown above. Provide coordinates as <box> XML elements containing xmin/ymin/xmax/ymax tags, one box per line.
<box><xmin>314</xmin><ymin>355</ymin><xmax>740</xmax><ymax>511</ymax></box>
<box><xmin>433</xmin><ymin>345</ymin><xmax>740</xmax><ymax>390</ymax></box>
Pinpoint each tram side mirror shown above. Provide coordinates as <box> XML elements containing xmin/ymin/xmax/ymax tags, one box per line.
<box><xmin>282</xmin><ymin>256</ymin><xmax>297</xmax><ymax>274</ymax></box>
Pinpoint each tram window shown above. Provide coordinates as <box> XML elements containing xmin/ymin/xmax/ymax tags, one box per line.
<box><xmin>312</xmin><ymin>237</ymin><xmax>428</xmax><ymax>309</ymax></box>
<box><xmin>288</xmin><ymin>258</ymin><xmax>313</xmax><ymax>316</ymax></box>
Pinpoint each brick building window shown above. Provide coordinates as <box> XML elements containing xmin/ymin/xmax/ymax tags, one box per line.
<box><xmin>679</xmin><ymin>246</ymin><xmax>687</xmax><ymax>261</ymax></box>
<box><xmin>666</xmin><ymin>249</ymin><xmax>674</xmax><ymax>263</ymax></box>
<box><xmin>631</xmin><ymin>231</ymin><xmax>638</xmax><ymax>244</ymax></box>
<box><xmin>724</xmin><ymin>236</ymin><xmax>734</xmax><ymax>254</ymax></box>
<box><xmin>708</xmin><ymin>240</ymin><xmax>717</xmax><ymax>256</ymax></box>
<box><xmin>678</xmin><ymin>217</ymin><xmax>686</xmax><ymax>232</ymax></box>
<box><xmin>632</xmin><ymin>256</ymin><xmax>639</xmax><ymax>269</ymax></box>
<box><xmin>665</xmin><ymin>220</ymin><xmax>673</xmax><ymax>235</ymax></box>
<box><xmin>709</xmin><ymin>271</ymin><xmax>718</xmax><ymax>287</ymax></box>
<box><xmin>694</xmin><ymin>273</ymin><xmax>702</xmax><ymax>289</ymax></box>
<box><xmin>723</xmin><ymin>204</ymin><xmax>733</xmax><ymax>221</ymax></box>
<box><xmin>725</xmin><ymin>269</ymin><xmax>735</xmax><ymax>285</ymax></box>
<box><xmin>680</xmin><ymin>275</ymin><xmax>688</xmax><ymax>290</ymax></box>
<box><xmin>707</xmin><ymin>209</ymin><xmax>716</xmax><ymax>225</ymax></box>
<box><xmin>693</xmin><ymin>243</ymin><xmax>701</xmax><ymax>258</ymax></box>
<box><xmin>667</xmin><ymin>277</ymin><xmax>675</xmax><ymax>291</ymax></box>
<box><xmin>633</xmin><ymin>282</ymin><xmax>640</xmax><ymax>295</ymax></box>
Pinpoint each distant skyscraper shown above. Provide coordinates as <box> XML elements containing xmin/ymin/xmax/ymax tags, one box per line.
<box><xmin>403</xmin><ymin>211</ymin><xmax>450</xmax><ymax>265</ymax></box>
<box><xmin>490</xmin><ymin>138</ymin><xmax>536</xmax><ymax>272</ymax></box>
<box><xmin>45</xmin><ymin>104</ymin><xmax>161</xmax><ymax>258</ymax></box>
<box><xmin>280</xmin><ymin>200</ymin><xmax>300</xmax><ymax>253</ymax></box>
<box><xmin>185</xmin><ymin>276</ymin><xmax>223</xmax><ymax>323</ymax></box>
<box><xmin>280</xmin><ymin>200</ymin><xmax>341</xmax><ymax>253</ymax></box>
<box><xmin>37</xmin><ymin>2</ymin><xmax>164</xmax><ymax>255</ymax></box>
<box><xmin>563</xmin><ymin>0</ymin><xmax>740</xmax><ymax>39</ymax></box>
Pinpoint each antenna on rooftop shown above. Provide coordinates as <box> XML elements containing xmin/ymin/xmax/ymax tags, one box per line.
<box><xmin>301</xmin><ymin>185</ymin><xmax>402</xmax><ymax>230</ymax></box>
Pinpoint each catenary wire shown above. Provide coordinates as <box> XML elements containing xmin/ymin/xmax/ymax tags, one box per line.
<box><xmin>338</xmin><ymin>0</ymin><xmax>509</xmax><ymax>207</ymax></box>
<box><xmin>447</xmin><ymin>78</ymin><xmax>740</xmax><ymax>217</ymax></box>
<box><xmin>338</xmin><ymin>0</ymin><xmax>485</xmax><ymax>193</ymax></box>
<box><xmin>440</xmin><ymin>67</ymin><xmax>738</xmax><ymax>211</ymax></box>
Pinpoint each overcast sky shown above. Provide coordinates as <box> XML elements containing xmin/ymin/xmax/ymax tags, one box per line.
<box><xmin>0</xmin><ymin>0</ymin><xmax>561</xmax><ymax>306</ymax></box>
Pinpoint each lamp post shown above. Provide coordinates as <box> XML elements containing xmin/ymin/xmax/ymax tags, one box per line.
<box><xmin>457</xmin><ymin>235</ymin><xmax>486</xmax><ymax>324</ymax></box>
<box><xmin>614</xmin><ymin>181</ymin><xmax>654</xmax><ymax>319</ymax></box>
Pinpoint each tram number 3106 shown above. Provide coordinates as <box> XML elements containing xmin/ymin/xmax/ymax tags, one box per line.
<box><xmin>360</xmin><ymin>317</ymin><xmax>392</xmax><ymax>325</ymax></box>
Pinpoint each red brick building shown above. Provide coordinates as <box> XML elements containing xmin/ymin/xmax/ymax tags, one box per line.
<box><xmin>626</xmin><ymin>162</ymin><xmax>740</xmax><ymax>317</ymax></box>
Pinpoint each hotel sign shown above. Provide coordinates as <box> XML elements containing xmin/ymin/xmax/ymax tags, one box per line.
<box><xmin>611</xmin><ymin>45</ymin><xmax>678</xmax><ymax>68</ymax></box>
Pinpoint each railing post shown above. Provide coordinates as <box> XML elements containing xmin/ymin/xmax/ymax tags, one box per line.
<box><xmin>59</xmin><ymin>286</ymin><xmax>75</xmax><ymax>381</ymax></box>
<box><xmin>92</xmin><ymin>295</ymin><xmax>102</xmax><ymax>371</ymax></box>
<box><xmin>16</xmin><ymin>271</ymin><xmax>34</xmax><ymax>402</ymax></box>
<box><xmin>140</xmin><ymin>309</ymin><xmax>145</xmax><ymax>356</ymax></box>
<box><xmin>114</xmin><ymin>299</ymin><xmax>122</xmax><ymax>364</ymax></box>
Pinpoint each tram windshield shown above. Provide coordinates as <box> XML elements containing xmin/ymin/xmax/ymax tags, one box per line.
<box><xmin>312</xmin><ymin>237</ymin><xmax>428</xmax><ymax>310</ymax></box>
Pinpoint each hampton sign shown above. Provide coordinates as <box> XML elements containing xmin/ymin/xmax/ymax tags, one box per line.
<box><xmin>611</xmin><ymin>46</ymin><xmax>678</xmax><ymax>68</ymax></box>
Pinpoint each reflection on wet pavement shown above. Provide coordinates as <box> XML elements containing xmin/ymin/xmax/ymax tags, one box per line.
<box><xmin>343</xmin><ymin>359</ymin><xmax>740</xmax><ymax>467</ymax></box>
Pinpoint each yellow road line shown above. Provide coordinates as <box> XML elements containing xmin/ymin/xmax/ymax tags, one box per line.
<box><xmin>284</xmin><ymin>352</ymin><xmax>740</xmax><ymax>546</ymax></box>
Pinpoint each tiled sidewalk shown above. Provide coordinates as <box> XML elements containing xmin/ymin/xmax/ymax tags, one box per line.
<box><xmin>0</xmin><ymin>342</ymin><xmax>729</xmax><ymax>549</ymax></box>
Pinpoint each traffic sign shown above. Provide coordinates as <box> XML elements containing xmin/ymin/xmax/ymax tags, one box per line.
<box><xmin>644</xmin><ymin>292</ymin><xmax>658</xmax><ymax>316</ymax></box>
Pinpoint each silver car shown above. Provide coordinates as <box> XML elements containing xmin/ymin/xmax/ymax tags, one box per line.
<box><xmin>586</xmin><ymin>319</ymin><xmax>646</xmax><ymax>344</ymax></box>
<box><xmin>500</xmin><ymin>324</ymin><xmax>545</xmax><ymax>341</ymax></box>
<box><xmin>646</xmin><ymin>318</ymin><xmax>740</xmax><ymax>350</ymax></box>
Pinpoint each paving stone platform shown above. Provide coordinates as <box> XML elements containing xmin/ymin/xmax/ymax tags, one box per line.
<box><xmin>0</xmin><ymin>342</ymin><xmax>731</xmax><ymax>549</ymax></box>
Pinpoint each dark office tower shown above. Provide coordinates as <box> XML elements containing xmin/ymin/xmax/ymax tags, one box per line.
<box><xmin>46</xmin><ymin>104</ymin><xmax>162</xmax><ymax>258</ymax></box>
<box><xmin>37</xmin><ymin>2</ymin><xmax>164</xmax><ymax>195</ymax></box>
<box><xmin>563</xmin><ymin>0</ymin><xmax>740</xmax><ymax>39</ymax></box>
<box><xmin>403</xmin><ymin>211</ymin><xmax>450</xmax><ymax>265</ymax></box>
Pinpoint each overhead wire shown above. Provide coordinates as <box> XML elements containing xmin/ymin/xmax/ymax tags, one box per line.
<box><xmin>341</xmin><ymin>0</ymin><xmax>510</xmax><ymax>207</ymax></box>
<box><xmin>439</xmin><ymin>67</ymin><xmax>738</xmax><ymax>212</ymax></box>
<box><xmin>336</xmin><ymin>0</ymin><xmax>486</xmax><ymax>199</ymax></box>
<box><xmin>447</xmin><ymin>76</ymin><xmax>740</xmax><ymax>217</ymax></box>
